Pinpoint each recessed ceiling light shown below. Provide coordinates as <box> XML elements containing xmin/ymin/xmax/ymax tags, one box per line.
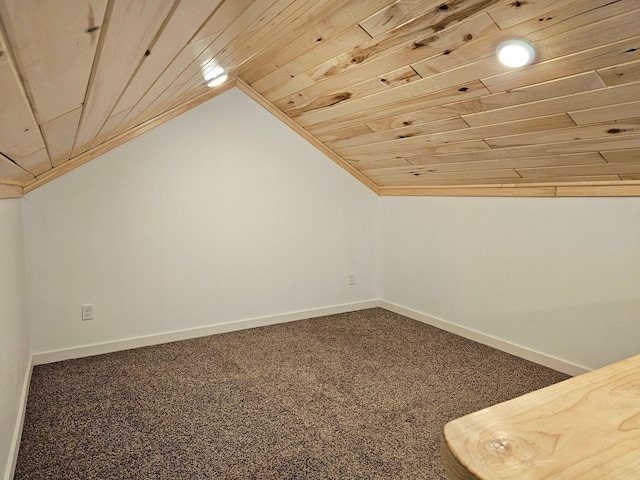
<box><xmin>204</xmin><ymin>66</ymin><xmax>224</xmax><ymax>81</ymax></box>
<box><xmin>207</xmin><ymin>73</ymin><xmax>228</xmax><ymax>87</ymax></box>
<box><xmin>496</xmin><ymin>40</ymin><xmax>535</xmax><ymax>68</ymax></box>
<box><xmin>204</xmin><ymin>66</ymin><xmax>227</xmax><ymax>87</ymax></box>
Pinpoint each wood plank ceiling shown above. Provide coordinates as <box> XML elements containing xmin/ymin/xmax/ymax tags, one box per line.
<box><xmin>1</xmin><ymin>0</ymin><xmax>640</xmax><ymax>198</ymax></box>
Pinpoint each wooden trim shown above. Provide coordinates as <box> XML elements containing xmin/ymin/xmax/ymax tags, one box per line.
<box><xmin>0</xmin><ymin>177</ymin><xmax>27</xmax><ymax>187</ymax></box>
<box><xmin>23</xmin><ymin>82</ymin><xmax>235</xmax><ymax>194</ymax></box>
<box><xmin>380</xmin><ymin>181</ymin><xmax>640</xmax><ymax>197</ymax></box>
<box><xmin>497</xmin><ymin>179</ymin><xmax>640</xmax><ymax>188</ymax></box>
<box><xmin>235</xmin><ymin>79</ymin><xmax>381</xmax><ymax>195</ymax></box>
<box><xmin>379</xmin><ymin>186</ymin><xmax>557</xmax><ymax>197</ymax></box>
<box><xmin>556</xmin><ymin>185</ymin><xmax>640</xmax><ymax>196</ymax></box>
<box><xmin>0</xmin><ymin>184</ymin><xmax>23</xmax><ymax>198</ymax></box>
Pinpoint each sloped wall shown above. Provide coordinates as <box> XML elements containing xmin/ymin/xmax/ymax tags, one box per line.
<box><xmin>0</xmin><ymin>199</ymin><xmax>30</xmax><ymax>479</ymax></box>
<box><xmin>22</xmin><ymin>88</ymin><xmax>380</xmax><ymax>356</ymax></box>
<box><xmin>381</xmin><ymin>196</ymin><xmax>640</xmax><ymax>371</ymax></box>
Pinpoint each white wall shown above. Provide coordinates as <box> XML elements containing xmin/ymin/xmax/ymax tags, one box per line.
<box><xmin>22</xmin><ymin>87</ymin><xmax>379</xmax><ymax>355</ymax></box>
<box><xmin>16</xmin><ymin>86</ymin><xmax>640</xmax><ymax>373</ymax></box>
<box><xmin>0</xmin><ymin>199</ymin><xmax>30</xmax><ymax>480</ymax></box>
<box><xmin>381</xmin><ymin>196</ymin><xmax>640</xmax><ymax>371</ymax></box>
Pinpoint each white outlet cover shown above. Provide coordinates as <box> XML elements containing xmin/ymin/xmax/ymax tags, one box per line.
<box><xmin>81</xmin><ymin>304</ymin><xmax>94</xmax><ymax>321</ymax></box>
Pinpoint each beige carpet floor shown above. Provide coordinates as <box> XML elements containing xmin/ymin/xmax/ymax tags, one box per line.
<box><xmin>15</xmin><ymin>308</ymin><xmax>569</xmax><ymax>479</ymax></box>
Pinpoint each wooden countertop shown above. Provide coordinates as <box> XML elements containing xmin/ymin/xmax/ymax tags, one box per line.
<box><xmin>441</xmin><ymin>354</ymin><xmax>640</xmax><ymax>479</ymax></box>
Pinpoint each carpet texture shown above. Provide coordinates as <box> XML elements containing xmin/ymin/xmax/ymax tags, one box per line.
<box><xmin>15</xmin><ymin>308</ymin><xmax>569</xmax><ymax>479</ymax></box>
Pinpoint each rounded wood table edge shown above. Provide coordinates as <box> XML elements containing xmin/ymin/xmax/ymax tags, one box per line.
<box><xmin>441</xmin><ymin>428</ymin><xmax>480</xmax><ymax>480</ymax></box>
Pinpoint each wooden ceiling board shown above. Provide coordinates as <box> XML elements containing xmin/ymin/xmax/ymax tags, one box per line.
<box><xmin>214</xmin><ymin>0</ymin><xmax>321</xmax><ymax>72</ymax></box>
<box><xmin>463</xmin><ymin>79</ymin><xmax>640</xmax><ymax>127</ymax></box>
<box><xmin>601</xmin><ymin>148</ymin><xmax>640</xmax><ymax>163</ymax></box>
<box><xmin>598</xmin><ymin>59</ymin><xmax>640</xmax><ymax>87</ymax></box>
<box><xmin>306</xmin><ymin>80</ymin><xmax>491</xmax><ymax>136</ymax></box>
<box><xmin>272</xmin><ymin>8</ymin><xmax>505</xmax><ymax>120</ymax></box>
<box><xmin>1</xmin><ymin>0</ymin><xmax>639</xmax><ymax>197</ymax></box>
<box><xmin>352</xmin><ymin>134</ymin><xmax>640</xmax><ymax>165</ymax></box>
<box><xmin>0</xmin><ymin>24</ymin><xmax>49</xmax><ymax>173</ymax></box>
<box><xmin>487</xmin><ymin>0</ymin><xmax>581</xmax><ymax>29</ymax></box>
<box><xmin>518</xmin><ymin>162</ymin><xmax>640</xmax><ymax>178</ymax></box>
<box><xmin>42</xmin><ymin>108</ymin><xmax>83</xmax><ymax>167</ymax></box>
<box><xmin>258</xmin><ymin>24</ymin><xmax>373</xmax><ymax>100</ymax></box>
<box><xmin>0</xmin><ymin>0</ymin><xmax>108</xmax><ymax>124</ymax></box>
<box><xmin>360</xmin><ymin>0</ymin><xmax>441</xmax><ymax>38</ymax></box>
<box><xmin>117</xmin><ymin>0</ymin><xmax>260</xmax><ymax>131</ymax></box>
<box><xmin>485</xmin><ymin>119</ymin><xmax>640</xmax><ymax>148</ymax></box>
<box><xmin>327</xmin><ymin>117</ymin><xmax>471</xmax><ymax>150</ymax></box>
<box><xmin>568</xmin><ymin>97</ymin><xmax>640</xmax><ymax>125</ymax></box>
<box><xmin>70</xmin><ymin>0</ymin><xmax>176</xmax><ymax>158</ymax></box>
<box><xmin>145</xmin><ymin>0</ymin><xmax>306</xmax><ymax>118</ymax></box>
<box><xmin>10</xmin><ymin>149</ymin><xmax>51</xmax><ymax>177</ymax></box>
<box><xmin>89</xmin><ymin>108</ymin><xmax>132</xmax><ymax>151</ymax></box>
<box><xmin>238</xmin><ymin>0</ymin><xmax>394</xmax><ymax>85</ymax></box>
<box><xmin>480</xmin><ymin>35</ymin><xmax>640</xmax><ymax>94</ymax></box>
<box><xmin>398</xmin><ymin>152</ymin><xmax>606</xmax><ymax>173</ymax></box>
<box><xmin>89</xmin><ymin>0</ymin><xmax>226</xmax><ymax>147</ymax></box>
<box><xmin>315</xmin><ymin>124</ymin><xmax>375</xmax><ymax>144</ymax></box>
<box><xmin>0</xmin><ymin>153</ymin><xmax>33</xmax><ymax>184</ymax></box>
<box><xmin>111</xmin><ymin>0</ymin><xmax>224</xmax><ymax>116</ymax></box>
<box><xmin>205</xmin><ymin>0</ymin><xmax>306</xmax><ymax>72</ymax></box>
<box><xmin>167</xmin><ymin>0</ymin><xmax>284</xmax><ymax>94</ymax></box>
<box><xmin>529</xmin><ymin>4</ymin><xmax>640</xmax><ymax>60</ymax></box>
<box><xmin>412</xmin><ymin>0</ymin><xmax>615</xmax><ymax>76</ymax></box>
<box><xmin>113</xmin><ymin>40</ymin><xmax>213</xmax><ymax>133</ymax></box>
<box><xmin>359</xmin><ymin>72</ymin><xmax>605</xmax><ymax>134</ymax></box>
<box><xmin>331</xmin><ymin>114</ymin><xmax>575</xmax><ymax>157</ymax></box>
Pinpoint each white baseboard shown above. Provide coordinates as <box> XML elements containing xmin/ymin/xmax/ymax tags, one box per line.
<box><xmin>5</xmin><ymin>355</ymin><xmax>33</xmax><ymax>480</ymax></box>
<box><xmin>32</xmin><ymin>300</ymin><xmax>380</xmax><ymax>365</ymax></box>
<box><xmin>32</xmin><ymin>299</ymin><xmax>591</xmax><ymax>376</ymax></box>
<box><xmin>379</xmin><ymin>301</ymin><xmax>589</xmax><ymax>376</ymax></box>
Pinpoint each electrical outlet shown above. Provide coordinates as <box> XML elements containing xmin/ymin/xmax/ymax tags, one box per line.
<box><xmin>81</xmin><ymin>304</ymin><xmax>94</xmax><ymax>321</ymax></box>
<box><xmin>348</xmin><ymin>273</ymin><xmax>356</xmax><ymax>285</ymax></box>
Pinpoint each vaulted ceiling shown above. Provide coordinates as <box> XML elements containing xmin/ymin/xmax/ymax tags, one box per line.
<box><xmin>1</xmin><ymin>0</ymin><xmax>639</xmax><ymax>198</ymax></box>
